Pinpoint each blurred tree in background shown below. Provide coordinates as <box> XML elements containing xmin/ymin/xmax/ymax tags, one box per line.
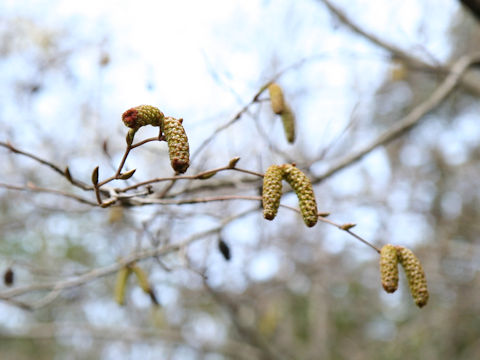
<box><xmin>1</xmin><ymin>0</ymin><xmax>480</xmax><ymax>359</ymax></box>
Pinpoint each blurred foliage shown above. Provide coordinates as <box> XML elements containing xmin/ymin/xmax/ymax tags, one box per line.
<box><xmin>1</xmin><ymin>1</ymin><xmax>480</xmax><ymax>359</ymax></box>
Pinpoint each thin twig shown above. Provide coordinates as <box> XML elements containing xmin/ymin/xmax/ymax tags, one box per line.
<box><xmin>119</xmin><ymin>165</ymin><xmax>263</xmax><ymax>193</ymax></box>
<box><xmin>0</xmin><ymin>182</ymin><xmax>97</xmax><ymax>206</ymax></box>
<box><xmin>0</xmin><ymin>141</ymin><xmax>91</xmax><ymax>191</ymax></box>
<box><xmin>191</xmin><ymin>55</ymin><xmax>326</xmax><ymax>162</ymax></box>
<box><xmin>191</xmin><ymin>84</ymin><xmax>269</xmax><ymax>162</ymax></box>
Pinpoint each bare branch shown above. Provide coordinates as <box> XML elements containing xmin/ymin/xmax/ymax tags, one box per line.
<box><xmin>0</xmin><ymin>141</ymin><xmax>92</xmax><ymax>191</ymax></box>
<box><xmin>319</xmin><ymin>0</ymin><xmax>480</xmax><ymax>96</ymax></box>
<box><xmin>315</xmin><ymin>51</ymin><xmax>480</xmax><ymax>182</ymax></box>
<box><xmin>0</xmin><ymin>208</ymin><xmax>254</xmax><ymax>303</ymax></box>
<box><xmin>459</xmin><ymin>0</ymin><xmax>480</xmax><ymax>22</ymax></box>
<box><xmin>0</xmin><ymin>182</ymin><xmax>97</xmax><ymax>206</ymax></box>
<box><xmin>0</xmin><ymin>322</ymin><xmax>261</xmax><ymax>359</ymax></box>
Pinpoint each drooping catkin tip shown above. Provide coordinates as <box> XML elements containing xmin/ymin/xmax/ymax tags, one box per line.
<box><xmin>122</xmin><ymin>105</ymin><xmax>164</xmax><ymax>129</ymax></box>
<box><xmin>162</xmin><ymin>116</ymin><xmax>190</xmax><ymax>173</ymax></box>
<box><xmin>262</xmin><ymin>165</ymin><xmax>284</xmax><ymax>221</ymax></box>
<box><xmin>379</xmin><ymin>244</ymin><xmax>399</xmax><ymax>293</ymax></box>
<box><xmin>396</xmin><ymin>246</ymin><xmax>429</xmax><ymax>308</ymax></box>
<box><xmin>122</xmin><ymin>108</ymin><xmax>138</xmax><ymax>128</ymax></box>
<box><xmin>268</xmin><ymin>83</ymin><xmax>286</xmax><ymax>114</ymax></box>
<box><xmin>281</xmin><ymin>164</ymin><xmax>318</xmax><ymax>227</ymax></box>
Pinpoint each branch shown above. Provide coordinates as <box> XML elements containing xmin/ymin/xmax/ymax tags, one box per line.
<box><xmin>191</xmin><ymin>54</ymin><xmax>327</xmax><ymax>162</ymax></box>
<box><xmin>0</xmin><ymin>182</ymin><xmax>97</xmax><ymax>206</ymax></box>
<box><xmin>0</xmin><ymin>322</ymin><xmax>261</xmax><ymax>359</ymax></box>
<box><xmin>0</xmin><ymin>141</ymin><xmax>91</xmax><ymax>191</ymax></box>
<box><xmin>459</xmin><ymin>0</ymin><xmax>480</xmax><ymax>22</ymax></box>
<box><xmin>315</xmin><ymin>51</ymin><xmax>480</xmax><ymax>182</ymax></box>
<box><xmin>319</xmin><ymin>0</ymin><xmax>480</xmax><ymax>96</ymax></box>
<box><xmin>0</xmin><ymin>208</ymin><xmax>254</xmax><ymax>303</ymax></box>
<box><xmin>0</xmin><ymin>196</ymin><xmax>381</xmax><ymax>308</ymax></box>
<box><xmin>119</xmin><ymin>162</ymin><xmax>263</xmax><ymax>193</ymax></box>
<box><xmin>191</xmin><ymin>84</ymin><xmax>270</xmax><ymax>162</ymax></box>
<box><xmin>204</xmin><ymin>281</ymin><xmax>291</xmax><ymax>360</ymax></box>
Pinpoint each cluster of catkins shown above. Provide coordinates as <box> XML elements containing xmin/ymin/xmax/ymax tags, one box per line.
<box><xmin>122</xmin><ymin>105</ymin><xmax>190</xmax><ymax>174</ymax></box>
<box><xmin>267</xmin><ymin>83</ymin><xmax>296</xmax><ymax>143</ymax></box>
<box><xmin>120</xmin><ymin>105</ymin><xmax>431</xmax><ymax>309</ymax></box>
<box><xmin>262</xmin><ymin>164</ymin><xmax>318</xmax><ymax>227</ymax></box>
<box><xmin>380</xmin><ymin>244</ymin><xmax>429</xmax><ymax>308</ymax></box>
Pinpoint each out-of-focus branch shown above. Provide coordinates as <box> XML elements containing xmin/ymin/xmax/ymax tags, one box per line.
<box><xmin>314</xmin><ymin>51</ymin><xmax>480</xmax><ymax>183</ymax></box>
<box><xmin>191</xmin><ymin>55</ymin><xmax>327</xmax><ymax>162</ymax></box>
<box><xmin>0</xmin><ymin>141</ymin><xmax>92</xmax><ymax>191</ymax></box>
<box><xmin>204</xmin><ymin>281</ymin><xmax>291</xmax><ymax>360</ymax></box>
<box><xmin>319</xmin><ymin>0</ymin><xmax>480</xmax><ymax>96</ymax></box>
<box><xmin>0</xmin><ymin>208</ymin><xmax>254</xmax><ymax>306</ymax></box>
<box><xmin>460</xmin><ymin>0</ymin><xmax>480</xmax><ymax>22</ymax></box>
<box><xmin>0</xmin><ymin>182</ymin><xmax>97</xmax><ymax>206</ymax></box>
<box><xmin>191</xmin><ymin>84</ymin><xmax>269</xmax><ymax>162</ymax></box>
<box><xmin>0</xmin><ymin>322</ymin><xmax>261</xmax><ymax>359</ymax></box>
<box><xmin>0</xmin><ymin>197</ymin><xmax>381</xmax><ymax>308</ymax></box>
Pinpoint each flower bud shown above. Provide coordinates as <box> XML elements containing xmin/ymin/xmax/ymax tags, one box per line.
<box><xmin>122</xmin><ymin>105</ymin><xmax>164</xmax><ymax>130</ymax></box>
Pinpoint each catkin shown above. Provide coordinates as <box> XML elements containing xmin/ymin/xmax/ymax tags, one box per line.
<box><xmin>282</xmin><ymin>164</ymin><xmax>318</xmax><ymax>227</ymax></box>
<box><xmin>280</xmin><ymin>105</ymin><xmax>296</xmax><ymax>143</ymax></box>
<box><xmin>114</xmin><ymin>266</ymin><xmax>131</xmax><ymax>306</ymax></box>
<box><xmin>379</xmin><ymin>244</ymin><xmax>399</xmax><ymax>293</ymax></box>
<box><xmin>396</xmin><ymin>246</ymin><xmax>429</xmax><ymax>308</ymax></box>
<box><xmin>262</xmin><ymin>165</ymin><xmax>284</xmax><ymax>221</ymax></box>
<box><xmin>131</xmin><ymin>264</ymin><xmax>159</xmax><ymax>305</ymax></box>
<box><xmin>268</xmin><ymin>83</ymin><xmax>286</xmax><ymax>114</ymax></box>
<box><xmin>162</xmin><ymin>117</ymin><xmax>190</xmax><ymax>173</ymax></box>
<box><xmin>122</xmin><ymin>105</ymin><xmax>164</xmax><ymax>129</ymax></box>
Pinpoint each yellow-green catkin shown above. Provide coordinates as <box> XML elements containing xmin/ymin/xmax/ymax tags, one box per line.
<box><xmin>268</xmin><ymin>83</ymin><xmax>286</xmax><ymax>114</ymax></box>
<box><xmin>282</xmin><ymin>164</ymin><xmax>318</xmax><ymax>227</ymax></box>
<box><xmin>280</xmin><ymin>105</ymin><xmax>296</xmax><ymax>143</ymax></box>
<box><xmin>396</xmin><ymin>246</ymin><xmax>429</xmax><ymax>308</ymax></box>
<box><xmin>131</xmin><ymin>265</ymin><xmax>151</xmax><ymax>293</ymax></box>
<box><xmin>380</xmin><ymin>244</ymin><xmax>399</xmax><ymax>293</ymax></box>
<box><xmin>114</xmin><ymin>266</ymin><xmax>131</xmax><ymax>306</ymax></box>
<box><xmin>131</xmin><ymin>264</ymin><xmax>159</xmax><ymax>305</ymax></box>
<box><xmin>122</xmin><ymin>105</ymin><xmax>164</xmax><ymax>130</ymax></box>
<box><xmin>162</xmin><ymin>117</ymin><xmax>190</xmax><ymax>173</ymax></box>
<box><xmin>262</xmin><ymin>165</ymin><xmax>284</xmax><ymax>221</ymax></box>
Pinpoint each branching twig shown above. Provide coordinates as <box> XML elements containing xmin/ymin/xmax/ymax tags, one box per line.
<box><xmin>0</xmin><ymin>208</ymin><xmax>254</xmax><ymax>303</ymax></box>
<box><xmin>314</xmin><ymin>51</ymin><xmax>480</xmax><ymax>182</ymax></box>
<box><xmin>319</xmin><ymin>0</ymin><xmax>480</xmax><ymax>96</ymax></box>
